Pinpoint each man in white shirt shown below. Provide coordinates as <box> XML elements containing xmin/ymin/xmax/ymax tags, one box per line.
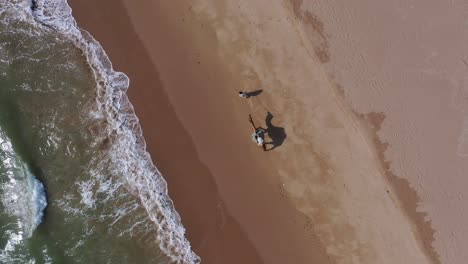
<box><xmin>248</xmin><ymin>114</ymin><xmax>266</xmax><ymax>150</ymax></box>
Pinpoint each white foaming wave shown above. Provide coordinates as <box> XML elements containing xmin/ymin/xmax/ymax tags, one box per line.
<box><xmin>29</xmin><ymin>172</ymin><xmax>47</xmax><ymax>230</ymax></box>
<box><xmin>0</xmin><ymin>229</ymin><xmax>24</xmax><ymax>262</ymax></box>
<box><xmin>0</xmin><ymin>131</ymin><xmax>47</xmax><ymax>263</ymax></box>
<box><xmin>77</xmin><ymin>180</ymin><xmax>96</xmax><ymax>209</ymax></box>
<box><xmin>0</xmin><ymin>132</ymin><xmax>48</xmax><ymax>238</ymax></box>
<box><xmin>65</xmin><ymin>166</ymin><xmax>156</xmax><ymax>240</ymax></box>
<box><xmin>30</xmin><ymin>1</ymin><xmax>201</xmax><ymax>263</ymax></box>
<box><xmin>3</xmin><ymin>230</ymin><xmax>23</xmax><ymax>253</ymax></box>
<box><xmin>42</xmin><ymin>246</ymin><xmax>53</xmax><ymax>264</ymax></box>
<box><xmin>0</xmin><ymin>1</ymin><xmax>33</xmax><ymax>24</ymax></box>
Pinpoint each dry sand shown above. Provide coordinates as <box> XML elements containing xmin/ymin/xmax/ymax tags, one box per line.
<box><xmin>297</xmin><ymin>1</ymin><xmax>468</xmax><ymax>263</ymax></box>
<box><xmin>66</xmin><ymin>0</ymin><xmax>466</xmax><ymax>263</ymax></box>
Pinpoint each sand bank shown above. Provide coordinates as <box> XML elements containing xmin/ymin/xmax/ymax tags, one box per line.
<box><xmin>69</xmin><ymin>0</ymin><xmax>446</xmax><ymax>263</ymax></box>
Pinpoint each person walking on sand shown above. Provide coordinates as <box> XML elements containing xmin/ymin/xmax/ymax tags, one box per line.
<box><xmin>248</xmin><ymin>114</ymin><xmax>266</xmax><ymax>150</ymax></box>
<box><xmin>239</xmin><ymin>91</ymin><xmax>250</xmax><ymax>98</ymax></box>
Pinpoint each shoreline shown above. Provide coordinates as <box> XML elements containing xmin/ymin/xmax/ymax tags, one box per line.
<box><xmin>68</xmin><ymin>0</ymin><xmax>330</xmax><ymax>263</ymax></box>
<box><xmin>32</xmin><ymin>1</ymin><xmax>199</xmax><ymax>262</ymax></box>
<box><xmin>67</xmin><ymin>0</ymin><xmax>451</xmax><ymax>263</ymax></box>
<box><xmin>66</xmin><ymin>1</ymin><xmax>265</xmax><ymax>263</ymax></box>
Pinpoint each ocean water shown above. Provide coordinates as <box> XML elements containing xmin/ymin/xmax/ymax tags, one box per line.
<box><xmin>0</xmin><ymin>0</ymin><xmax>199</xmax><ymax>263</ymax></box>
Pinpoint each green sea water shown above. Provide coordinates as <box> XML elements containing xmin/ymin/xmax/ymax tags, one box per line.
<box><xmin>0</xmin><ymin>1</ymin><xmax>198</xmax><ymax>263</ymax></box>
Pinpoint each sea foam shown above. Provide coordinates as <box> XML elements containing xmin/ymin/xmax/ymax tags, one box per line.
<box><xmin>0</xmin><ymin>130</ymin><xmax>47</xmax><ymax>262</ymax></box>
<box><xmin>29</xmin><ymin>0</ymin><xmax>200</xmax><ymax>263</ymax></box>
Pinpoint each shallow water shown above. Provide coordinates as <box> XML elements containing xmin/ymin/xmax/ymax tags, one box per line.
<box><xmin>0</xmin><ymin>1</ymin><xmax>198</xmax><ymax>263</ymax></box>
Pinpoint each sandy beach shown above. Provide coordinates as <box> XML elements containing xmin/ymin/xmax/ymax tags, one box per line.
<box><xmin>67</xmin><ymin>0</ymin><xmax>468</xmax><ymax>263</ymax></box>
<box><xmin>298</xmin><ymin>1</ymin><xmax>468</xmax><ymax>263</ymax></box>
<box><xmin>69</xmin><ymin>1</ymin><xmax>330</xmax><ymax>263</ymax></box>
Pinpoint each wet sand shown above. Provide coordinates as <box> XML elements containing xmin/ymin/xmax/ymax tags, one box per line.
<box><xmin>68</xmin><ymin>0</ymin><xmax>453</xmax><ymax>263</ymax></box>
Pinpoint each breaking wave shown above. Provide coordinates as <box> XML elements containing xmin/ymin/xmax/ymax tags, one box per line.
<box><xmin>20</xmin><ymin>0</ymin><xmax>201</xmax><ymax>263</ymax></box>
<box><xmin>0</xmin><ymin>129</ymin><xmax>47</xmax><ymax>261</ymax></box>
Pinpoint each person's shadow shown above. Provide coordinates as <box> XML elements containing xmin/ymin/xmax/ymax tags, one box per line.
<box><xmin>260</xmin><ymin>112</ymin><xmax>286</xmax><ymax>151</ymax></box>
<box><xmin>246</xmin><ymin>89</ymin><xmax>263</xmax><ymax>97</ymax></box>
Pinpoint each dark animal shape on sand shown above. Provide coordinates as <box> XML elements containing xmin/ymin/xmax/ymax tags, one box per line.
<box><xmin>262</xmin><ymin>112</ymin><xmax>286</xmax><ymax>151</ymax></box>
